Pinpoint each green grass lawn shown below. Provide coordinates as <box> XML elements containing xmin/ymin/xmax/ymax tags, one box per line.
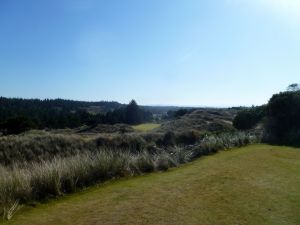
<box><xmin>132</xmin><ymin>123</ymin><xmax>161</xmax><ymax>132</ymax></box>
<box><xmin>2</xmin><ymin>144</ymin><xmax>300</xmax><ymax>225</ymax></box>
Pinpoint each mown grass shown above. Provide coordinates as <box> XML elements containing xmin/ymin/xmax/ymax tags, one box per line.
<box><xmin>2</xmin><ymin>144</ymin><xmax>300</xmax><ymax>225</ymax></box>
<box><xmin>132</xmin><ymin>123</ymin><xmax>161</xmax><ymax>132</ymax></box>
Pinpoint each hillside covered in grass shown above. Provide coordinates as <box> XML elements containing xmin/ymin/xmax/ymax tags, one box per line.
<box><xmin>2</xmin><ymin>144</ymin><xmax>300</xmax><ymax>225</ymax></box>
<box><xmin>158</xmin><ymin>108</ymin><xmax>237</xmax><ymax>133</ymax></box>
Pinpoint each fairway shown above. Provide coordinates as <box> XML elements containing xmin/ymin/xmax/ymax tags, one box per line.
<box><xmin>132</xmin><ymin>123</ymin><xmax>161</xmax><ymax>132</ymax></box>
<box><xmin>3</xmin><ymin>144</ymin><xmax>300</xmax><ymax>225</ymax></box>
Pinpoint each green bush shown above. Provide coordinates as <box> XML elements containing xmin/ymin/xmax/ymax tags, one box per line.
<box><xmin>132</xmin><ymin>153</ymin><xmax>155</xmax><ymax>173</ymax></box>
<box><xmin>0</xmin><ymin>116</ymin><xmax>36</xmax><ymax>135</ymax></box>
<box><xmin>264</xmin><ymin>91</ymin><xmax>300</xmax><ymax>146</ymax></box>
<box><xmin>176</xmin><ymin>130</ymin><xmax>202</xmax><ymax>145</ymax></box>
<box><xmin>156</xmin><ymin>131</ymin><xmax>176</xmax><ymax>147</ymax></box>
<box><xmin>233</xmin><ymin>106</ymin><xmax>266</xmax><ymax>130</ymax></box>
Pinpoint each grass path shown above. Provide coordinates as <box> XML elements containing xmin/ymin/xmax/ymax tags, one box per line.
<box><xmin>132</xmin><ymin>123</ymin><xmax>161</xmax><ymax>132</ymax></box>
<box><xmin>3</xmin><ymin>144</ymin><xmax>300</xmax><ymax>225</ymax></box>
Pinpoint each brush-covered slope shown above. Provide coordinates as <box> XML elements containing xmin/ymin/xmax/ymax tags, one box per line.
<box><xmin>158</xmin><ymin>108</ymin><xmax>237</xmax><ymax>133</ymax></box>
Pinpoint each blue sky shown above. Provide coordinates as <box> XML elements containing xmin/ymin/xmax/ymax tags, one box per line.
<box><xmin>0</xmin><ymin>0</ymin><xmax>299</xmax><ymax>106</ymax></box>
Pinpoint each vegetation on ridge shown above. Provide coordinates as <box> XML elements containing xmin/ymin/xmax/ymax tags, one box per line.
<box><xmin>0</xmin><ymin>99</ymin><xmax>152</xmax><ymax>135</ymax></box>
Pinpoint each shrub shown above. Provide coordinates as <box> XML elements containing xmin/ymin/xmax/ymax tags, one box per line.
<box><xmin>0</xmin><ymin>116</ymin><xmax>36</xmax><ymax>135</ymax></box>
<box><xmin>176</xmin><ymin>130</ymin><xmax>202</xmax><ymax>145</ymax></box>
<box><xmin>156</xmin><ymin>131</ymin><xmax>176</xmax><ymax>147</ymax></box>
<box><xmin>96</xmin><ymin>135</ymin><xmax>146</xmax><ymax>153</ymax></box>
<box><xmin>170</xmin><ymin>146</ymin><xmax>192</xmax><ymax>164</ymax></box>
<box><xmin>263</xmin><ymin>91</ymin><xmax>300</xmax><ymax>146</ymax></box>
<box><xmin>154</xmin><ymin>154</ymin><xmax>170</xmax><ymax>171</ymax></box>
<box><xmin>131</xmin><ymin>153</ymin><xmax>155</xmax><ymax>173</ymax></box>
<box><xmin>233</xmin><ymin>106</ymin><xmax>266</xmax><ymax>130</ymax></box>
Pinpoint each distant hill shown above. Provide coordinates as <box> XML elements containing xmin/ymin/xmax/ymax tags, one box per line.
<box><xmin>141</xmin><ymin>106</ymin><xmax>194</xmax><ymax>115</ymax></box>
<box><xmin>0</xmin><ymin>97</ymin><xmax>193</xmax><ymax>118</ymax></box>
<box><xmin>0</xmin><ymin>97</ymin><xmax>123</xmax><ymax>115</ymax></box>
<box><xmin>0</xmin><ymin>97</ymin><xmax>186</xmax><ymax>133</ymax></box>
<box><xmin>0</xmin><ymin>97</ymin><xmax>124</xmax><ymax>132</ymax></box>
<box><xmin>0</xmin><ymin>97</ymin><xmax>239</xmax><ymax>135</ymax></box>
<box><xmin>157</xmin><ymin>108</ymin><xmax>238</xmax><ymax>133</ymax></box>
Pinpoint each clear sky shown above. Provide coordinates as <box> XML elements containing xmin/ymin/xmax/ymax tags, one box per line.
<box><xmin>0</xmin><ymin>0</ymin><xmax>299</xmax><ymax>106</ymax></box>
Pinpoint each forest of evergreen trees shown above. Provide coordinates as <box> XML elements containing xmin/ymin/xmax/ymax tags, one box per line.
<box><xmin>0</xmin><ymin>98</ymin><xmax>152</xmax><ymax>135</ymax></box>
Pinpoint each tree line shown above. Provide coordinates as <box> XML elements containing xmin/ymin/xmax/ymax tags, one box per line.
<box><xmin>0</xmin><ymin>98</ymin><xmax>152</xmax><ymax>135</ymax></box>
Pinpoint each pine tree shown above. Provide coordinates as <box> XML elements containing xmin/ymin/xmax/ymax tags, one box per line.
<box><xmin>125</xmin><ymin>100</ymin><xmax>142</xmax><ymax>125</ymax></box>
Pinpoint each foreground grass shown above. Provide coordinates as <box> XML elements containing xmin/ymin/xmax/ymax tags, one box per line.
<box><xmin>132</xmin><ymin>123</ymin><xmax>161</xmax><ymax>132</ymax></box>
<box><xmin>2</xmin><ymin>144</ymin><xmax>300</xmax><ymax>225</ymax></box>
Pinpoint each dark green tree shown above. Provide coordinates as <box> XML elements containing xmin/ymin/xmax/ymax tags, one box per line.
<box><xmin>264</xmin><ymin>90</ymin><xmax>300</xmax><ymax>145</ymax></box>
<box><xmin>233</xmin><ymin>106</ymin><xmax>266</xmax><ymax>130</ymax></box>
<box><xmin>0</xmin><ymin>116</ymin><xmax>36</xmax><ymax>135</ymax></box>
<box><xmin>287</xmin><ymin>83</ymin><xmax>300</xmax><ymax>92</ymax></box>
<box><xmin>125</xmin><ymin>100</ymin><xmax>142</xmax><ymax>125</ymax></box>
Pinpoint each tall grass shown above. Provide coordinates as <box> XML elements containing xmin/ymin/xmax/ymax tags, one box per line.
<box><xmin>0</xmin><ymin>131</ymin><xmax>259</xmax><ymax>220</ymax></box>
<box><xmin>0</xmin><ymin>132</ymin><xmax>149</xmax><ymax>165</ymax></box>
<box><xmin>191</xmin><ymin>132</ymin><xmax>260</xmax><ymax>158</ymax></box>
<box><xmin>0</xmin><ymin>149</ymin><xmax>187</xmax><ymax>219</ymax></box>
